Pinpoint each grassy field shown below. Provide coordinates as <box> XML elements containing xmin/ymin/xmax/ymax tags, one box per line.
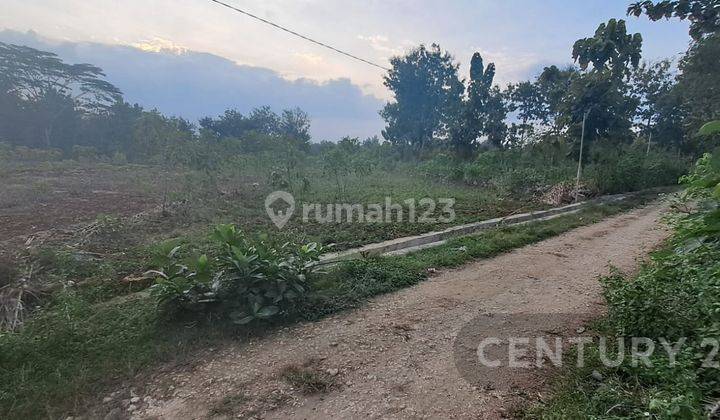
<box><xmin>0</xmin><ymin>145</ymin><xmax>683</xmax><ymax>418</ymax></box>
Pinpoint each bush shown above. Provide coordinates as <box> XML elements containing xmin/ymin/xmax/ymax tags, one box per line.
<box><xmin>534</xmin><ymin>145</ymin><xmax>719</xmax><ymax>418</ymax></box>
<box><xmin>149</xmin><ymin>224</ymin><xmax>324</xmax><ymax>324</ymax></box>
<box><xmin>586</xmin><ymin>145</ymin><xmax>688</xmax><ymax>194</ymax></box>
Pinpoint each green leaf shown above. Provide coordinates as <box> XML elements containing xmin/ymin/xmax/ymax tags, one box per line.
<box><xmin>233</xmin><ymin>315</ymin><xmax>256</xmax><ymax>325</ymax></box>
<box><xmin>256</xmin><ymin>306</ymin><xmax>279</xmax><ymax>318</ymax></box>
<box><xmin>699</xmin><ymin>121</ymin><xmax>720</xmax><ymax>136</ymax></box>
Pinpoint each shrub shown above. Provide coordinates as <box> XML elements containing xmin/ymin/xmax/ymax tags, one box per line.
<box><xmin>534</xmin><ymin>138</ymin><xmax>719</xmax><ymax>418</ymax></box>
<box><xmin>149</xmin><ymin>224</ymin><xmax>324</xmax><ymax>324</ymax></box>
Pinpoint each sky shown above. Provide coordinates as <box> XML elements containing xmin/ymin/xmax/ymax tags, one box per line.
<box><xmin>1</xmin><ymin>0</ymin><xmax>692</xmax><ymax>140</ymax></box>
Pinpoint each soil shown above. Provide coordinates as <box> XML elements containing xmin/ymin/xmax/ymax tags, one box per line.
<box><xmin>0</xmin><ymin>164</ymin><xmax>157</xmax><ymax>258</ymax></box>
<box><xmin>111</xmin><ymin>203</ymin><xmax>669</xmax><ymax>420</ymax></box>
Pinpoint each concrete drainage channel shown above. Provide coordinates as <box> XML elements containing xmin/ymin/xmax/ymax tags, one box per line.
<box><xmin>317</xmin><ymin>192</ymin><xmax>636</xmax><ymax>265</ymax></box>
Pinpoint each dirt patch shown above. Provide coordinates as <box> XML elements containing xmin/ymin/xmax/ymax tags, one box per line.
<box><xmin>0</xmin><ymin>164</ymin><xmax>158</xmax><ymax>258</ymax></box>
<box><xmin>92</xmin><ymin>204</ymin><xmax>669</xmax><ymax>419</ymax></box>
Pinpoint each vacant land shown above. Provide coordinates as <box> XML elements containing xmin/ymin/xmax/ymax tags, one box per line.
<box><xmin>0</xmin><ymin>160</ymin><xmax>542</xmax><ymax>259</ymax></box>
<box><xmin>94</xmin><ymin>203</ymin><xmax>667</xmax><ymax>419</ymax></box>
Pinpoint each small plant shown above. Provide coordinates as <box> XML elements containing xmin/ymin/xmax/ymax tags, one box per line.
<box><xmin>148</xmin><ymin>224</ymin><xmax>324</xmax><ymax>324</ymax></box>
<box><xmin>280</xmin><ymin>361</ymin><xmax>335</xmax><ymax>393</ymax></box>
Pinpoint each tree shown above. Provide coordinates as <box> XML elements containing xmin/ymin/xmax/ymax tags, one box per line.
<box><xmin>279</xmin><ymin>107</ymin><xmax>311</xmax><ymax>149</ymax></box>
<box><xmin>554</xmin><ymin>19</ymin><xmax>645</xmax><ymax>150</ymax></box>
<box><xmin>483</xmin><ymin>86</ymin><xmax>509</xmax><ymax>148</ymax></box>
<box><xmin>536</xmin><ymin>65</ymin><xmax>580</xmax><ymax>133</ymax></box>
<box><xmin>675</xmin><ymin>33</ymin><xmax>720</xmax><ymax>150</ymax></box>
<box><xmin>507</xmin><ymin>81</ymin><xmax>546</xmax><ymax>143</ymax></box>
<box><xmin>628</xmin><ymin>0</ymin><xmax>720</xmax><ymax>41</ymax></box>
<box><xmin>572</xmin><ymin>19</ymin><xmax>643</xmax><ymax>80</ymax></box>
<box><xmin>0</xmin><ymin>42</ymin><xmax>121</xmax><ymax>149</ymax></box>
<box><xmin>381</xmin><ymin>44</ymin><xmax>464</xmax><ymax>156</ymax></box>
<box><xmin>447</xmin><ymin>53</ymin><xmax>496</xmax><ymax>157</ymax></box>
<box><xmin>630</xmin><ymin>60</ymin><xmax>684</xmax><ymax>148</ymax></box>
<box><xmin>200</xmin><ymin>106</ymin><xmax>312</xmax><ymax>151</ymax></box>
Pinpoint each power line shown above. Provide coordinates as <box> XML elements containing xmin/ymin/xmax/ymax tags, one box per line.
<box><xmin>208</xmin><ymin>0</ymin><xmax>390</xmax><ymax>71</ymax></box>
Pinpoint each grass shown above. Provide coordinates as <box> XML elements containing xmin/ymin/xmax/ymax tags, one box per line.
<box><xmin>300</xmin><ymin>192</ymin><xmax>659</xmax><ymax>320</ymax></box>
<box><xmin>0</xmin><ymin>190</ymin><xmax>659</xmax><ymax>419</ymax></box>
<box><xmin>280</xmin><ymin>360</ymin><xmax>336</xmax><ymax>394</ymax></box>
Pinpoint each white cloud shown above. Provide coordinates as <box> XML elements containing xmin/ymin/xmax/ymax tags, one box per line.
<box><xmin>132</xmin><ymin>37</ymin><xmax>188</xmax><ymax>54</ymax></box>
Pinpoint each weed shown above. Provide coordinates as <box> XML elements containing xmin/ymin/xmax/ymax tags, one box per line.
<box><xmin>0</xmin><ymin>191</ymin><xmax>656</xmax><ymax>418</ymax></box>
<box><xmin>209</xmin><ymin>392</ymin><xmax>248</xmax><ymax>416</ymax></box>
<box><xmin>280</xmin><ymin>361</ymin><xmax>335</xmax><ymax>394</ymax></box>
<box><xmin>530</xmin><ymin>151</ymin><xmax>719</xmax><ymax>418</ymax></box>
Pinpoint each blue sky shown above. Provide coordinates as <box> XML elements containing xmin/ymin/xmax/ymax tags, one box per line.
<box><xmin>1</xmin><ymin>0</ymin><xmax>691</xmax><ymax>140</ymax></box>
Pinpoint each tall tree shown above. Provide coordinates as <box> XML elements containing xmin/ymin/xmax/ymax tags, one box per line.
<box><xmin>572</xmin><ymin>19</ymin><xmax>643</xmax><ymax>80</ymax></box>
<box><xmin>483</xmin><ymin>86</ymin><xmax>509</xmax><ymax>149</ymax></box>
<box><xmin>556</xmin><ymin>19</ymin><xmax>645</xmax><ymax>149</ymax></box>
<box><xmin>381</xmin><ymin>44</ymin><xmax>464</xmax><ymax>156</ymax></box>
<box><xmin>507</xmin><ymin>80</ymin><xmax>546</xmax><ymax>143</ymax></box>
<box><xmin>0</xmin><ymin>42</ymin><xmax>121</xmax><ymax>149</ymax></box>
<box><xmin>675</xmin><ymin>33</ymin><xmax>720</xmax><ymax>148</ymax></box>
<box><xmin>449</xmin><ymin>52</ymin><xmax>496</xmax><ymax>157</ymax></box>
<box><xmin>628</xmin><ymin>0</ymin><xmax>720</xmax><ymax>41</ymax></box>
<box><xmin>537</xmin><ymin>65</ymin><xmax>580</xmax><ymax>133</ymax></box>
<box><xmin>630</xmin><ymin>60</ymin><xmax>683</xmax><ymax>147</ymax></box>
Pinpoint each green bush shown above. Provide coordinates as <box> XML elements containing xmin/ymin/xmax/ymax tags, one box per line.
<box><xmin>149</xmin><ymin>224</ymin><xmax>324</xmax><ymax>324</ymax></box>
<box><xmin>586</xmin><ymin>145</ymin><xmax>688</xmax><ymax>194</ymax></box>
<box><xmin>534</xmin><ymin>144</ymin><xmax>720</xmax><ymax>418</ymax></box>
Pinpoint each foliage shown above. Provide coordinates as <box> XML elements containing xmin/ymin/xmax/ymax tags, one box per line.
<box><xmin>0</xmin><ymin>42</ymin><xmax>121</xmax><ymax>151</ymax></box>
<box><xmin>533</xmin><ymin>125</ymin><xmax>720</xmax><ymax>418</ymax></box>
<box><xmin>451</xmin><ymin>53</ymin><xmax>500</xmax><ymax>156</ymax></box>
<box><xmin>149</xmin><ymin>224</ymin><xmax>324</xmax><ymax>324</ymax></box>
<box><xmin>675</xmin><ymin>34</ymin><xmax>720</xmax><ymax>148</ymax></box>
<box><xmin>700</xmin><ymin>120</ymin><xmax>720</xmax><ymax>136</ymax></box>
<box><xmin>200</xmin><ymin>106</ymin><xmax>311</xmax><ymax>151</ymax></box>
<box><xmin>573</xmin><ymin>19</ymin><xmax>643</xmax><ymax>80</ymax></box>
<box><xmin>628</xmin><ymin>0</ymin><xmax>720</xmax><ymax>41</ymax></box>
<box><xmin>380</xmin><ymin>44</ymin><xmax>465</xmax><ymax>156</ymax></box>
<box><xmin>630</xmin><ymin>60</ymin><xmax>684</xmax><ymax>147</ymax></box>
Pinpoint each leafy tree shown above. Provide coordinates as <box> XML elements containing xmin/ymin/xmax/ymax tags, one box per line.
<box><xmin>381</xmin><ymin>44</ymin><xmax>464</xmax><ymax>156</ymax></box>
<box><xmin>675</xmin><ymin>33</ymin><xmax>720</xmax><ymax>149</ymax></box>
<box><xmin>200</xmin><ymin>106</ymin><xmax>311</xmax><ymax>150</ymax></box>
<box><xmin>628</xmin><ymin>0</ymin><xmax>720</xmax><ymax>41</ymax></box>
<box><xmin>507</xmin><ymin>81</ymin><xmax>546</xmax><ymax>143</ymax></box>
<box><xmin>572</xmin><ymin>19</ymin><xmax>643</xmax><ymax>80</ymax></box>
<box><xmin>536</xmin><ymin>65</ymin><xmax>580</xmax><ymax>133</ymax></box>
<box><xmin>551</xmin><ymin>19</ymin><xmax>645</xmax><ymax>151</ymax></box>
<box><xmin>279</xmin><ymin>107</ymin><xmax>311</xmax><ymax>149</ymax></box>
<box><xmin>558</xmin><ymin>71</ymin><xmax>639</xmax><ymax>148</ymax></box>
<box><xmin>448</xmin><ymin>53</ymin><xmax>496</xmax><ymax>157</ymax></box>
<box><xmin>630</xmin><ymin>60</ymin><xmax>684</xmax><ymax>147</ymax></box>
<box><xmin>483</xmin><ymin>86</ymin><xmax>509</xmax><ymax>148</ymax></box>
<box><xmin>0</xmin><ymin>42</ymin><xmax>121</xmax><ymax>149</ymax></box>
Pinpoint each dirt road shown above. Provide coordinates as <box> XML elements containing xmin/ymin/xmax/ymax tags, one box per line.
<box><xmin>126</xmin><ymin>204</ymin><xmax>668</xmax><ymax>420</ymax></box>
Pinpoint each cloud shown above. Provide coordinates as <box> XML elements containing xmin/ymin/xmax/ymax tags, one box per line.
<box><xmin>357</xmin><ymin>34</ymin><xmax>413</xmax><ymax>59</ymax></box>
<box><xmin>466</xmin><ymin>46</ymin><xmax>547</xmax><ymax>87</ymax></box>
<box><xmin>0</xmin><ymin>30</ymin><xmax>385</xmax><ymax>141</ymax></box>
<box><xmin>132</xmin><ymin>37</ymin><xmax>188</xmax><ymax>55</ymax></box>
<box><xmin>292</xmin><ymin>52</ymin><xmax>324</xmax><ymax>66</ymax></box>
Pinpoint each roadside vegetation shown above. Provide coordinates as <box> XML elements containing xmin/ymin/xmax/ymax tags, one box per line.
<box><xmin>532</xmin><ymin>124</ymin><xmax>720</xmax><ymax>418</ymax></box>
<box><xmin>0</xmin><ymin>0</ymin><xmax>718</xmax><ymax>418</ymax></box>
<box><xmin>0</xmin><ymin>192</ymin><xmax>657</xmax><ymax>418</ymax></box>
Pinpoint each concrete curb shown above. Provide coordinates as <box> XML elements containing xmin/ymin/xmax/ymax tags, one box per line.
<box><xmin>317</xmin><ymin>192</ymin><xmax>634</xmax><ymax>264</ymax></box>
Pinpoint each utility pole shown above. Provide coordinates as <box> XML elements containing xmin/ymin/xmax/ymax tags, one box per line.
<box><xmin>646</xmin><ymin>132</ymin><xmax>652</xmax><ymax>155</ymax></box>
<box><xmin>575</xmin><ymin>109</ymin><xmax>590</xmax><ymax>203</ymax></box>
